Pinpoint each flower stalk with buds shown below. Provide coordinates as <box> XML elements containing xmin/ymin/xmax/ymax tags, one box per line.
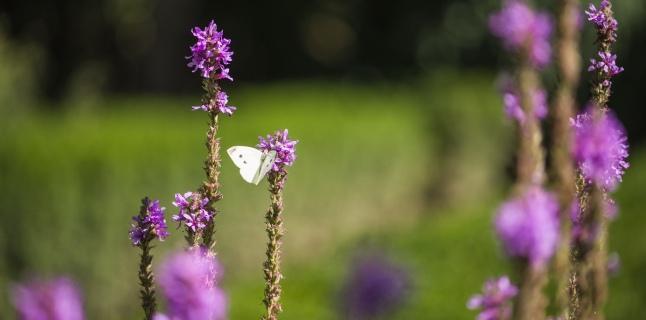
<box><xmin>257</xmin><ymin>129</ymin><xmax>298</xmax><ymax>320</ymax></box>
<box><xmin>129</xmin><ymin>197</ymin><xmax>169</xmax><ymax>320</ymax></box>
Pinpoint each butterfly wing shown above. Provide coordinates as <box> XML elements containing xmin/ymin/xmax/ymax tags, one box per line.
<box><xmin>227</xmin><ymin>146</ymin><xmax>263</xmax><ymax>184</ymax></box>
<box><xmin>252</xmin><ymin>150</ymin><xmax>277</xmax><ymax>185</ymax></box>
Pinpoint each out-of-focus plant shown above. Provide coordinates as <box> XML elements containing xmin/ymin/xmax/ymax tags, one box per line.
<box><xmin>0</xmin><ymin>27</ymin><xmax>42</xmax><ymax>118</ymax></box>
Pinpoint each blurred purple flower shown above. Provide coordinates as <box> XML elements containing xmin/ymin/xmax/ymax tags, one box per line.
<box><xmin>495</xmin><ymin>187</ymin><xmax>559</xmax><ymax>266</ymax></box>
<box><xmin>607</xmin><ymin>252</ymin><xmax>621</xmax><ymax>277</ymax></box>
<box><xmin>192</xmin><ymin>90</ymin><xmax>236</xmax><ymax>116</ymax></box>
<box><xmin>129</xmin><ymin>199</ymin><xmax>169</xmax><ymax>246</ymax></box>
<box><xmin>502</xmin><ymin>85</ymin><xmax>548</xmax><ymax>123</ymax></box>
<box><xmin>187</xmin><ymin>20</ymin><xmax>233</xmax><ymax>80</ymax></box>
<box><xmin>467</xmin><ymin>276</ymin><xmax>517</xmax><ymax>320</ymax></box>
<box><xmin>11</xmin><ymin>277</ymin><xmax>85</xmax><ymax>320</ymax></box>
<box><xmin>157</xmin><ymin>250</ymin><xmax>227</xmax><ymax>320</ymax></box>
<box><xmin>572</xmin><ymin>108</ymin><xmax>629</xmax><ymax>191</ymax></box>
<box><xmin>172</xmin><ymin>192</ymin><xmax>213</xmax><ymax>233</ymax></box>
<box><xmin>257</xmin><ymin>129</ymin><xmax>298</xmax><ymax>174</ymax></box>
<box><xmin>340</xmin><ymin>254</ymin><xmax>410</xmax><ymax>320</ymax></box>
<box><xmin>489</xmin><ymin>1</ymin><xmax>553</xmax><ymax>68</ymax></box>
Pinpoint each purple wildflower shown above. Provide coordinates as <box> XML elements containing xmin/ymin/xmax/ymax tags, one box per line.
<box><xmin>467</xmin><ymin>276</ymin><xmax>518</xmax><ymax>320</ymax></box>
<box><xmin>489</xmin><ymin>1</ymin><xmax>553</xmax><ymax>68</ymax></box>
<box><xmin>187</xmin><ymin>20</ymin><xmax>233</xmax><ymax>80</ymax></box>
<box><xmin>129</xmin><ymin>199</ymin><xmax>169</xmax><ymax>246</ymax></box>
<box><xmin>588</xmin><ymin>51</ymin><xmax>624</xmax><ymax>77</ymax></box>
<box><xmin>572</xmin><ymin>108</ymin><xmax>629</xmax><ymax>191</ymax></box>
<box><xmin>502</xmin><ymin>85</ymin><xmax>548</xmax><ymax>123</ymax></box>
<box><xmin>11</xmin><ymin>277</ymin><xmax>85</xmax><ymax>320</ymax></box>
<box><xmin>188</xmin><ymin>246</ymin><xmax>224</xmax><ymax>288</ymax></box>
<box><xmin>192</xmin><ymin>90</ymin><xmax>236</xmax><ymax>116</ymax></box>
<box><xmin>585</xmin><ymin>0</ymin><xmax>618</xmax><ymax>42</ymax></box>
<box><xmin>495</xmin><ymin>187</ymin><xmax>560</xmax><ymax>266</ymax></box>
<box><xmin>340</xmin><ymin>254</ymin><xmax>410</xmax><ymax>319</ymax></box>
<box><xmin>257</xmin><ymin>129</ymin><xmax>298</xmax><ymax>173</ymax></box>
<box><xmin>157</xmin><ymin>250</ymin><xmax>227</xmax><ymax>320</ymax></box>
<box><xmin>172</xmin><ymin>192</ymin><xmax>213</xmax><ymax>232</ymax></box>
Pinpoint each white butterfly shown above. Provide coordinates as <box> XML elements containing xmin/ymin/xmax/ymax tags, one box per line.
<box><xmin>226</xmin><ymin>146</ymin><xmax>277</xmax><ymax>185</ymax></box>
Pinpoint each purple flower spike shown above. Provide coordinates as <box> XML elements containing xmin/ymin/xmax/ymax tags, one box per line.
<box><xmin>11</xmin><ymin>277</ymin><xmax>85</xmax><ymax>320</ymax></box>
<box><xmin>187</xmin><ymin>20</ymin><xmax>233</xmax><ymax>80</ymax></box>
<box><xmin>489</xmin><ymin>1</ymin><xmax>553</xmax><ymax>68</ymax></box>
<box><xmin>585</xmin><ymin>0</ymin><xmax>618</xmax><ymax>42</ymax></box>
<box><xmin>258</xmin><ymin>129</ymin><xmax>298</xmax><ymax>173</ymax></box>
<box><xmin>172</xmin><ymin>192</ymin><xmax>213</xmax><ymax>233</ymax></box>
<box><xmin>572</xmin><ymin>108</ymin><xmax>629</xmax><ymax>191</ymax></box>
<box><xmin>588</xmin><ymin>51</ymin><xmax>624</xmax><ymax>77</ymax></box>
<box><xmin>468</xmin><ymin>276</ymin><xmax>518</xmax><ymax>320</ymax></box>
<box><xmin>192</xmin><ymin>91</ymin><xmax>237</xmax><ymax>116</ymax></box>
<box><xmin>157</xmin><ymin>250</ymin><xmax>227</xmax><ymax>320</ymax></box>
<box><xmin>340</xmin><ymin>254</ymin><xmax>410</xmax><ymax>319</ymax></box>
<box><xmin>129</xmin><ymin>199</ymin><xmax>169</xmax><ymax>246</ymax></box>
<box><xmin>495</xmin><ymin>187</ymin><xmax>560</xmax><ymax>267</ymax></box>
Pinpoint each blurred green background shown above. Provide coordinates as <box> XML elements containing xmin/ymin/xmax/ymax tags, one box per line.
<box><xmin>1</xmin><ymin>0</ymin><xmax>645</xmax><ymax>319</ymax></box>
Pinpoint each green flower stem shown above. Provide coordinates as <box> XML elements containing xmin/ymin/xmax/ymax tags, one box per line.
<box><xmin>262</xmin><ymin>173</ymin><xmax>286</xmax><ymax>320</ymax></box>
<box><xmin>199</xmin><ymin>78</ymin><xmax>223</xmax><ymax>251</ymax></box>
<box><xmin>569</xmin><ymin>183</ymin><xmax>606</xmax><ymax>320</ymax></box>
<box><xmin>569</xmin><ymin>3</ymin><xmax>619</xmax><ymax>319</ymax></box>
<box><xmin>136</xmin><ymin>198</ymin><xmax>157</xmax><ymax>320</ymax></box>
<box><xmin>512</xmin><ymin>53</ymin><xmax>549</xmax><ymax>320</ymax></box>
<box><xmin>553</xmin><ymin>0</ymin><xmax>581</xmax><ymax>315</ymax></box>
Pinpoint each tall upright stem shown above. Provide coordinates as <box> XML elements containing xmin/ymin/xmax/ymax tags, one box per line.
<box><xmin>553</xmin><ymin>0</ymin><xmax>580</xmax><ymax>315</ymax></box>
<box><xmin>512</xmin><ymin>57</ymin><xmax>548</xmax><ymax>320</ymax></box>
<box><xmin>569</xmin><ymin>2</ymin><xmax>620</xmax><ymax>318</ymax></box>
<box><xmin>513</xmin><ymin>266</ymin><xmax>548</xmax><ymax>320</ymax></box>
<box><xmin>516</xmin><ymin>64</ymin><xmax>545</xmax><ymax>187</ymax></box>
<box><xmin>136</xmin><ymin>198</ymin><xmax>157</xmax><ymax>320</ymax></box>
<box><xmin>569</xmin><ymin>184</ymin><xmax>605</xmax><ymax>320</ymax></box>
<box><xmin>262</xmin><ymin>173</ymin><xmax>286</xmax><ymax>320</ymax></box>
<box><xmin>201</xmin><ymin>78</ymin><xmax>223</xmax><ymax>251</ymax></box>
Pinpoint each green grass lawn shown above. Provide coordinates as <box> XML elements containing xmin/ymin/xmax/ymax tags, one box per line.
<box><xmin>0</xmin><ymin>79</ymin><xmax>643</xmax><ymax>319</ymax></box>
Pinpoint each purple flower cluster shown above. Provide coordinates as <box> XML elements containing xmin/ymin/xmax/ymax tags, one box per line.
<box><xmin>489</xmin><ymin>1</ymin><xmax>553</xmax><ymax>68</ymax></box>
<box><xmin>155</xmin><ymin>250</ymin><xmax>227</xmax><ymax>320</ymax></box>
<box><xmin>192</xmin><ymin>91</ymin><xmax>236</xmax><ymax>116</ymax></box>
<box><xmin>502</xmin><ymin>86</ymin><xmax>548</xmax><ymax>124</ymax></box>
<box><xmin>572</xmin><ymin>108</ymin><xmax>629</xmax><ymax>191</ymax></box>
<box><xmin>11</xmin><ymin>277</ymin><xmax>85</xmax><ymax>320</ymax></box>
<box><xmin>585</xmin><ymin>0</ymin><xmax>618</xmax><ymax>42</ymax></box>
<box><xmin>467</xmin><ymin>276</ymin><xmax>518</xmax><ymax>320</ymax></box>
<box><xmin>129</xmin><ymin>199</ymin><xmax>169</xmax><ymax>246</ymax></box>
<box><xmin>588</xmin><ymin>52</ymin><xmax>623</xmax><ymax>77</ymax></box>
<box><xmin>187</xmin><ymin>20</ymin><xmax>233</xmax><ymax>81</ymax></box>
<box><xmin>495</xmin><ymin>187</ymin><xmax>559</xmax><ymax>267</ymax></box>
<box><xmin>340</xmin><ymin>254</ymin><xmax>410</xmax><ymax>319</ymax></box>
<box><xmin>172</xmin><ymin>192</ymin><xmax>213</xmax><ymax>233</ymax></box>
<box><xmin>257</xmin><ymin>129</ymin><xmax>298</xmax><ymax>173</ymax></box>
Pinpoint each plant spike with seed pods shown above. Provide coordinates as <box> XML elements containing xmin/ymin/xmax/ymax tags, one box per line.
<box><xmin>568</xmin><ymin>2</ymin><xmax>628</xmax><ymax>319</ymax></box>
<box><xmin>257</xmin><ymin>129</ymin><xmax>298</xmax><ymax>320</ymax></box>
<box><xmin>185</xmin><ymin>20</ymin><xmax>235</xmax><ymax>253</ymax></box>
<box><xmin>129</xmin><ymin>197</ymin><xmax>169</xmax><ymax>320</ymax></box>
<box><xmin>552</xmin><ymin>0</ymin><xmax>581</xmax><ymax>316</ymax></box>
